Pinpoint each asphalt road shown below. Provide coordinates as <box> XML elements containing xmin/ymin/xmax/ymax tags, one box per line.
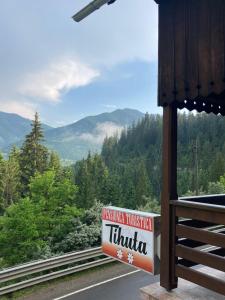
<box><xmin>18</xmin><ymin>262</ymin><xmax>159</xmax><ymax>300</ymax></box>
<box><xmin>56</xmin><ymin>270</ymin><xmax>159</xmax><ymax>300</ymax></box>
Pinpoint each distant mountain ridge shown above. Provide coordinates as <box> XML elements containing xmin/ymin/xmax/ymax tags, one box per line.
<box><xmin>46</xmin><ymin>109</ymin><xmax>143</xmax><ymax>138</ymax></box>
<box><xmin>0</xmin><ymin>109</ymin><xmax>144</xmax><ymax>162</ymax></box>
<box><xmin>0</xmin><ymin>111</ymin><xmax>51</xmax><ymax>149</ymax></box>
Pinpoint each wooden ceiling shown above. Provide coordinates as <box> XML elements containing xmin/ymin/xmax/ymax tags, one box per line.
<box><xmin>155</xmin><ymin>0</ymin><xmax>225</xmax><ymax>115</ymax></box>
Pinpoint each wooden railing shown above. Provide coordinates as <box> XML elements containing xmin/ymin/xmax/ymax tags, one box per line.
<box><xmin>170</xmin><ymin>195</ymin><xmax>225</xmax><ymax>296</ymax></box>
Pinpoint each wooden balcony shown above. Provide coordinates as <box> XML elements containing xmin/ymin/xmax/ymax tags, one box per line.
<box><xmin>170</xmin><ymin>195</ymin><xmax>225</xmax><ymax>295</ymax></box>
<box><xmin>155</xmin><ymin>0</ymin><xmax>225</xmax><ymax>296</ymax></box>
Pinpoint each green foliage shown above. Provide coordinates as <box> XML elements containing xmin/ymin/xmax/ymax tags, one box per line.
<box><xmin>0</xmin><ymin>147</ymin><xmax>21</xmax><ymax>211</ymax></box>
<box><xmin>53</xmin><ymin>200</ymin><xmax>103</xmax><ymax>253</ymax></box>
<box><xmin>0</xmin><ymin>170</ymin><xmax>80</xmax><ymax>267</ymax></box>
<box><xmin>49</xmin><ymin>151</ymin><xmax>61</xmax><ymax>174</ymax></box>
<box><xmin>138</xmin><ymin>196</ymin><xmax>161</xmax><ymax>214</ymax></box>
<box><xmin>0</xmin><ymin>198</ymin><xmax>47</xmax><ymax>267</ymax></box>
<box><xmin>2</xmin><ymin>110</ymin><xmax>225</xmax><ymax>269</ymax></box>
<box><xmin>29</xmin><ymin>170</ymin><xmax>79</xmax><ymax>242</ymax></box>
<box><xmin>102</xmin><ymin>112</ymin><xmax>225</xmax><ymax>199</ymax></box>
<box><xmin>102</xmin><ymin>114</ymin><xmax>161</xmax><ymax>203</ymax></box>
<box><xmin>74</xmin><ymin>154</ymin><xmax>109</xmax><ymax>208</ymax></box>
<box><xmin>208</xmin><ymin>181</ymin><xmax>225</xmax><ymax>194</ymax></box>
<box><xmin>0</xmin><ymin>114</ymin><xmax>83</xmax><ymax>267</ymax></box>
<box><xmin>20</xmin><ymin>113</ymin><xmax>49</xmax><ymax>195</ymax></box>
<box><xmin>219</xmin><ymin>174</ymin><xmax>225</xmax><ymax>190</ymax></box>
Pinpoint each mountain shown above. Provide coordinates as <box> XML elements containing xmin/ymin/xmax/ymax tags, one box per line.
<box><xmin>0</xmin><ymin>109</ymin><xmax>144</xmax><ymax>162</ymax></box>
<box><xmin>0</xmin><ymin>111</ymin><xmax>52</xmax><ymax>151</ymax></box>
<box><xmin>45</xmin><ymin>109</ymin><xmax>144</xmax><ymax>162</ymax></box>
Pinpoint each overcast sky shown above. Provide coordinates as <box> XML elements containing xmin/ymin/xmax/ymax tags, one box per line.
<box><xmin>0</xmin><ymin>0</ymin><xmax>160</xmax><ymax>126</ymax></box>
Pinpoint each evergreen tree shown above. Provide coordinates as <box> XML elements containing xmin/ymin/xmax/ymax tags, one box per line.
<box><xmin>122</xmin><ymin>170</ymin><xmax>136</xmax><ymax>209</ymax></box>
<box><xmin>0</xmin><ymin>153</ymin><xmax>5</xmax><ymax>213</ymax></box>
<box><xmin>49</xmin><ymin>151</ymin><xmax>61</xmax><ymax>172</ymax></box>
<box><xmin>209</xmin><ymin>152</ymin><xmax>225</xmax><ymax>183</ymax></box>
<box><xmin>20</xmin><ymin>113</ymin><xmax>49</xmax><ymax>195</ymax></box>
<box><xmin>134</xmin><ymin>160</ymin><xmax>152</xmax><ymax>207</ymax></box>
<box><xmin>75</xmin><ymin>159</ymin><xmax>93</xmax><ymax>208</ymax></box>
<box><xmin>74</xmin><ymin>154</ymin><xmax>109</xmax><ymax>208</ymax></box>
<box><xmin>0</xmin><ymin>147</ymin><xmax>21</xmax><ymax>209</ymax></box>
<box><xmin>138</xmin><ymin>196</ymin><xmax>160</xmax><ymax>214</ymax></box>
<box><xmin>104</xmin><ymin>173</ymin><xmax>122</xmax><ymax>206</ymax></box>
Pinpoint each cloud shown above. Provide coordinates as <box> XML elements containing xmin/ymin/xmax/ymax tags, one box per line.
<box><xmin>102</xmin><ymin>104</ymin><xmax>118</xmax><ymax>109</ymax></box>
<box><xmin>19</xmin><ymin>58</ymin><xmax>100</xmax><ymax>102</ymax></box>
<box><xmin>0</xmin><ymin>100</ymin><xmax>36</xmax><ymax>119</ymax></box>
<box><xmin>69</xmin><ymin>0</ymin><xmax>158</xmax><ymax>65</ymax></box>
<box><xmin>79</xmin><ymin>122</ymin><xmax>123</xmax><ymax>144</ymax></box>
<box><xmin>0</xmin><ymin>0</ymin><xmax>158</xmax><ymax>123</ymax></box>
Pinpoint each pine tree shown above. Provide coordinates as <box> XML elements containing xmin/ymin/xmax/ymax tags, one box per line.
<box><xmin>0</xmin><ymin>153</ymin><xmax>5</xmax><ymax>213</ymax></box>
<box><xmin>134</xmin><ymin>160</ymin><xmax>151</xmax><ymax>208</ymax></box>
<box><xmin>74</xmin><ymin>154</ymin><xmax>110</xmax><ymax>208</ymax></box>
<box><xmin>49</xmin><ymin>151</ymin><xmax>61</xmax><ymax>174</ymax></box>
<box><xmin>0</xmin><ymin>147</ymin><xmax>21</xmax><ymax>208</ymax></box>
<box><xmin>20</xmin><ymin>113</ymin><xmax>49</xmax><ymax>195</ymax></box>
<box><xmin>75</xmin><ymin>160</ymin><xmax>93</xmax><ymax>208</ymax></box>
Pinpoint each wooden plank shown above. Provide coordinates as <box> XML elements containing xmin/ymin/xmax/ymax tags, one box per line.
<box><xmin>179</xmin><ymin>247</ymin><xmax>225</xmax><ymax>268</ymax></box>
<box><xmin>176</xmin><ymin>206</ymin><xmax>225</xmax><ymax>226</ymax></box>
<box><xmin>160</xmin><ymin>105</ymin><xmax>178</xmax><ymax>290</ymax></box>
<box><xmin>176</xmin><ymin>264</ymin><xmax>225</xmax><ymax>296</ymax></box>
<box><xmin>176</xmin><ymin>244</ymin><xmax>225</xmax><ymax>273</ymax></box>
<box><xmin>180</xmin><ymin>194</ymin><xmax>225</xmax><ymax>206</ymax></box>
<box><xmin>174</xmin><ymin>0</ymin><xmax>186</xmax><ymax>102</ymax></box>
<box><xmin>158</xmin><ymin>1</ymin><xmax>175</xmax><ymax>105</ymax></box>
<box><xmin>171</xmin><ymin>199</ymin><xmax>225</xmax><ymax>213</ymax></box>
<box><xmin>210</xmin><ymin>0</ymin><xmax>225</xmax><ymax>95</ymax></box>
<box><xmin>158</xmin><ymin>0</ymin><xmax>225</xmax><ymax>108</ymax></box>
<box><xmin>170</xmin><ymin>205</ymin><xmax>178</xmax><ymax>287</ymax></box>
<box><xmin>176</xmin><ymin>224</ymin><xmax>225</xmax><ymax>248</ymax></box>
<box><xmin>198</xmin><ymin>0</ymin><xmax>211</xmax><ymax>97</ymax></box>
<box><xmin>185</xmin><ymin>0</ymin><xmax>200</xmax><ymax>100</ymax></box>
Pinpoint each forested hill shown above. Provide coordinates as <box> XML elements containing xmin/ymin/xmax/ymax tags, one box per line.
<box><xmin>44</xmin><ymin>108</ymin><xmax>144</xmax><ymax>162</ymax></box>
<box><xmin>101</xmin><ymin>112</ymin><xmax>225</xmax><ymax>199</ymax></box>
<box><xmin>1</xmin><ymin>109</ymin><xmax>144</xmax><ymax>162</ymax></box>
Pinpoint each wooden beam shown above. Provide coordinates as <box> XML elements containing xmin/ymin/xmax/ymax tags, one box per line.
<box><xmin>176</xmin><ymin>206</ymin><xmax>225</xmax><ymax>226</ymax></box>
<box><xmin>176</xmin><ymin>264</ymin><xmax>225</xmax><ymax>296</ymax></box>
<box><xmin>176</xmin><ymin>224</ymin><xmax>225</xmax><ymax>248</ymax></box>
<box><xmin>160</xmin><ymin>105</ymin><xmax>178</xmax><ymax>290</ymax></box>
<box><xmin>176</xmin><ymin>244</ymin><xmax>225</xmax><ymax>273</ymax></box>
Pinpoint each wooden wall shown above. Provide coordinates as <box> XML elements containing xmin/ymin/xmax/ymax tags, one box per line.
<box><xmin>158</xmin><ymin>0</ymin><xmax>225</xmax><ymax>113</ymax></box>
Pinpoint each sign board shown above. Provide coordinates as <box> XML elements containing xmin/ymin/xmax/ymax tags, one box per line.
<box><xmin>102</xmin><ymin>206</ymin><xmax>160</xmax><ymax>275</ymax></box>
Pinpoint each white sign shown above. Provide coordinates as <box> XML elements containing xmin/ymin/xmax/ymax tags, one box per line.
<box><xmin>102</xmin><ymin>206</ymin><xmax>160</xmax><ymax>274</ymax></box>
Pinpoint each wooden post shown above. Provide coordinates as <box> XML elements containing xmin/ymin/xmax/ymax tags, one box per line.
<box><xmin>160</xmin><ymin>105</ymin><xmax>178</xmax><ymax>290</ymax></box>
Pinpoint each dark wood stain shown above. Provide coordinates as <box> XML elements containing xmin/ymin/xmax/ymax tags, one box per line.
<box><xmin>154</xmin><ymin>0</ymin><xmax>225</xmax><ymax>295</ymax></box>
<box><xmin>157</xmin><ymin>0</ymin><xmax>225</xmax><ymax>114</ymax></box>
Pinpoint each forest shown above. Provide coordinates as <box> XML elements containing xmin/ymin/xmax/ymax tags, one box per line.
<box><xmin>1</xmin><ymin>111</ymin><xmax>225</xmax><ymax>268</ymax></box>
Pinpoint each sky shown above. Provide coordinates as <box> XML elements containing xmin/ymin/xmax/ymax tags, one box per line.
<box><xmin>0</xmin><ymin>0</ymin><xmax>160</xmax><ymax>127</ymax></box>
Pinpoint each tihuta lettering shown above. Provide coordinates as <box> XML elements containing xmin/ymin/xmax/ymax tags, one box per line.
<box><xmin>106</xmin><ymin>224</ymin><xmax>147</xmax><ymax>255</ymax></box>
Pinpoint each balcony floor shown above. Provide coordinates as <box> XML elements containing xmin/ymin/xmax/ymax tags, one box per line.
<box><xmin>140</xmin><ymin>266</ymin><xmax>225</xmax><ymax>300</ymax></box>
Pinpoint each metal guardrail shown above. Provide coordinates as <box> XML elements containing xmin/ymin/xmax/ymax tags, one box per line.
<box><xmin>0</xmin><ymin>247</ymin><xmax>115</xmax><ymax>296</ymax></box>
